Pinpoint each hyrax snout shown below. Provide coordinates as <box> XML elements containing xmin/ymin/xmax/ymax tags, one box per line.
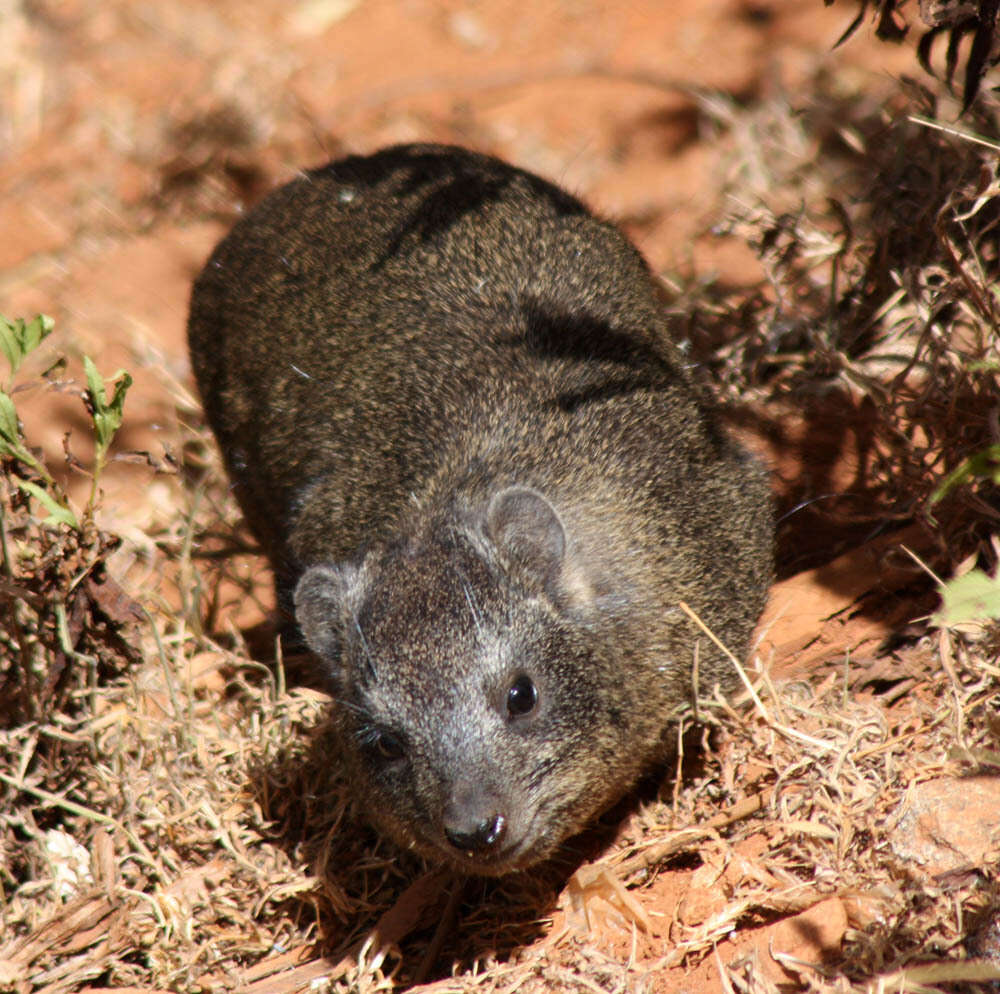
<box><xmin>188</xmin><ymin>143</ymin><xmax>773</xmax><ymax>874</ymax></box>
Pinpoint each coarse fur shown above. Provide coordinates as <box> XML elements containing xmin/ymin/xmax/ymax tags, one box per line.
<box><xmin>188</xmin><ymin>143</ymin><xmax>773</xmax><ymax>874</ymax></box>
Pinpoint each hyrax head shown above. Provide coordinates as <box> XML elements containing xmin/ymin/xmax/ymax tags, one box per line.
<box><xmin>294</xmin><ymin>486</ymin><xmax>653</xmax><ymax>875</ymax></box>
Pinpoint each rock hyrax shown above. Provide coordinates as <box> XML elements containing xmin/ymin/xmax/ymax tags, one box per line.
<box><xmin>188</xmin><ymin>143</ymin><xmax>773</xmax><ymax>875</ymax></box>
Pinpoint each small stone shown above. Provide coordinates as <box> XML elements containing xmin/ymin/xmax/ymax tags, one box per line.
<box><xmin>891</xmin><ymin>776</ymin><xmax>1000</xmax><ymax>876</ymax></box>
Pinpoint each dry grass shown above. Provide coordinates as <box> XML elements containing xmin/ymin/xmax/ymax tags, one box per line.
<box><xmin>672</xmin><ymin>76</ymin><xmax>1000</xmax><ymax>575</ymax></box>
<box><xmin>2</xmin><ymin>69</ymin><xmax>1000</xmax><ymax>994</ymax></box>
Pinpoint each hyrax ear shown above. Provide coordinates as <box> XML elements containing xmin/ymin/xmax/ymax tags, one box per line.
<box><xmin>293</xmin><ymin>563</ymin><xmax>362</xmax><ymax>675</ymax></box>
<box><xmin>485</xmin><ymin>487</ymin><xmax>566</xmax><ymax>592</ymax></box>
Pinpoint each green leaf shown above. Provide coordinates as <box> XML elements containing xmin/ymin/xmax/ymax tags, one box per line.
<box><xmin>0</xmin><ymin>391</ymin><xmax>21</xmax><ymax>450</ymax></box>
<box><xmin>24</xmin><ymin>313</ymin><xmax>54</xmax><ymax>356</ymax></box>
<box><xmin>930</xmin><ymin>445</ymin><xmax>1000</xmax><ymax>505</ymax></box>
<box><xmin>934</xmin><ymin>568</ymin><xmax>1000</xmax><ymax>627</ymax></box>
<box><xmin>0</xmin><ymin>390</ymin><xmax>48</xmax><ymax>477</ymax></box>
<box><xmin>14</xmin><ymin>477</ymin><xmax>79</xmax><ymax>530</ymax></box>
<box><xmin>0</xmin><ymin>313</ymin><xmax>54</xmax><ymax>378</ymax></box>
<box><xmin>83</xmin><ymin>355</ymin><xmax>132</xmax><ymax>454</ymax></box>
<box><xmin>968</xmin><ymin>359</ymin><xmax>1000</xmax><ymax>374</ymax></box>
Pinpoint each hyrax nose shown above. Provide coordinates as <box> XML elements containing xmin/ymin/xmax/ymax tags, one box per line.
<box><xmin>444</xmin><ymin>812</ymin><xmax>506</xmax><ymax>854</ymax></box>
<box><xmin>444</xmin><ymin>781</ymin><xmax>508</xmax><ymax>855</ymax></box>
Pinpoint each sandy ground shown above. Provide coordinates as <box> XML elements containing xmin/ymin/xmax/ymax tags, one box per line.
<box><xmin>1</xmin><ymin>0</ymin><xmax>917</xmax><ymax>612</ymax></box>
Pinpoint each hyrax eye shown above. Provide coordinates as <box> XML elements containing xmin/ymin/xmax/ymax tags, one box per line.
<box><xmin>370</xmin><ymin>729</ymin><xmax>405</xmax><ymax>761</ymax></box>
<box><xmin>506</xmin><ymin>674</ymin><xmax>538</xmax><ymax>718</ymax></box>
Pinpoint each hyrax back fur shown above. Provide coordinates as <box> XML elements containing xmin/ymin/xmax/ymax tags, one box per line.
<box><xmin>188</xmin><ymin>144</ymin><xmax>773</xmax><ymax>875</ymax></box>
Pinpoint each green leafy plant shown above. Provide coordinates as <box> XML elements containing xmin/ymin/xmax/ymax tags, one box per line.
<box><xmin>83</xmin><ymin>355</ymin><xmax>132</xmax><ymax>517</ymax></box>
<box><xmin>0</xmin><ymin>313</ymin><xmax>77</xmax><ymax>528</ymax></box>
<box><xmin>0</xmin><ymin>313</ymin><xmax>132</xmax><ymax>528</ymax></box>
<box><xmin>0</xmin><ymin>313</ymin><xmax>139</xmax><ymax>727</ymax></box>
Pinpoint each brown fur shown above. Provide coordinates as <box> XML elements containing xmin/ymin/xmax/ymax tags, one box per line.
<box><xmin>188</xmin><ymin>144</ymin><xmax>773</xmax><ymax>874</ymax></box>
